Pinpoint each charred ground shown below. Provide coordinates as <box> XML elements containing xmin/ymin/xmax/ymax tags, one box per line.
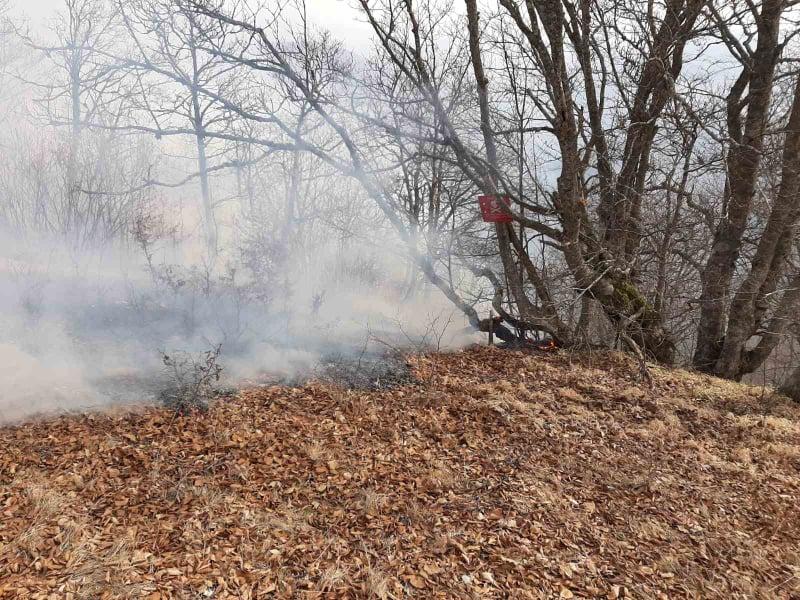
<box><xmin>1</xmin><ymin>346</ymin><xmax>799</xmax><ymax>599</ymax></box>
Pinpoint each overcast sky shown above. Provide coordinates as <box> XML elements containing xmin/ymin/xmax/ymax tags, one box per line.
<box><xmin>12</xmin><ymin>0</ymin><xmax>374</xmax><ymax>48</ymax></box>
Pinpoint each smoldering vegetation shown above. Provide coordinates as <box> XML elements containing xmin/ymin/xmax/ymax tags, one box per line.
<box><xmin>0</xmin><ymin>233</ymin><xmax>475</xmax><ymax>423</ymax></box>
<box><xmin>0</xmin><ymin>1</ymin><xmax>483</xmax><ymax>424</ymax></box>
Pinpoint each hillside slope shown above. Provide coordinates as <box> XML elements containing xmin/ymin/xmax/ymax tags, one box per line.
<box><xmin>1</xmin><ymin>347</ymin><xmax>799</xmax><ymax>599</ymax></box>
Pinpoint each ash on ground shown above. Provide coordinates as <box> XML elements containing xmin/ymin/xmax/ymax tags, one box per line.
<box><xmin>86</xmin><ymin>341</ymin><xmax>417</xmax><ymax>415</ymax></box>
<box><xmin>314</xmin><ymin>351</ymin><xmax>415</xmax><ymax>390</ymax></box>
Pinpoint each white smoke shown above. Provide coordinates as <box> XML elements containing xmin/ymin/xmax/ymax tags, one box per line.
<box><xmin>0</xmin><ymin>231</ymin><xmax>478</xmax><ymax>424</ymax></box>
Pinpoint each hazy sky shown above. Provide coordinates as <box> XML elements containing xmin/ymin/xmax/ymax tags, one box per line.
<box><xmin>13</xmin><ymin>0</ymin><xmax>374</xmax><ymax>48</ymax></box>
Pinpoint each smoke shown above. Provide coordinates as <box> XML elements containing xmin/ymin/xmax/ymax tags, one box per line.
<box><xmin>0</xmin><ymin>231</ymin><xmax>478</xmax><ymax>425</ymax></box>
<box><xmin>0</xmin><ymin>0</ymin><xmax>484</xmax><ymax>426</ymax></box>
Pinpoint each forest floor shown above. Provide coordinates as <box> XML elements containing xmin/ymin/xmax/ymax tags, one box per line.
<box><xmin>1</xmin><ymin>346</ymin><xmax>799</xmax><ymax>599</ymax></box>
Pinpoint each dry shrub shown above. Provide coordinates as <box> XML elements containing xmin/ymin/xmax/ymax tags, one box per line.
<box><xmin>159</xmin><ymin>345</ymin><xmax>223</xmax><ymax>414</ymax></box>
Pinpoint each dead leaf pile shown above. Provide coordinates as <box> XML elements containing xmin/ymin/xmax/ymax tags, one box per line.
<box><xmin>1</xmin><ymin>346</ymin><xmax>799</xmax><ymax>599</ymax></box>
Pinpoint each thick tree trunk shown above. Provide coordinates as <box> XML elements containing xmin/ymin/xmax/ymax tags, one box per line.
<box><xmin>741</xmin><ymin>271</ymin><xmax>800</xmax><ymax>375</ymax></box>
<box><xmin>694</xmin><ymin>0</ymin><xmax>783</xmax><ymax>372</ymax></box>
<box><xmin>597</xmin><ymin>274</ymin><xmax>675</xmax><ymax>363</ymax></box>
<box><xmin>715</xmin><ymin>75</ymin><xmax>800</xmax><ymax>379</ymax></box>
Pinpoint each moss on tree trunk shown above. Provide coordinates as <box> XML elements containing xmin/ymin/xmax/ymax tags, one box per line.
<box><xmin>602</xmin><ymin>276</ymin><xmax>675</xmax><ymax>364</ymax></box>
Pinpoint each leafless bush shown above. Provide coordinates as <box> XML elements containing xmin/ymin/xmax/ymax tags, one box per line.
<box><xmin>132</xmin><ymin>210</ymin><xmax>273</xmax><ymax>351</ymax></box>
<box><xmin>131</xmin><ymin>210</ymin><xmax>181</xmax><ymax>290</ymax></box>
<box><xmin>158</xmin><ymin>344</ymin><xmax>223</xmax><ymax>414</ymax></box>
<box><xmin>311</xmin><ymin>290</ymin><xmax>326</xmax><ymax>316</ymax></box>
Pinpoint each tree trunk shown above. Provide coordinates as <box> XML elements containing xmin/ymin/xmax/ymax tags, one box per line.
<box><xmin>189</xmin><ymin>25</ymin><xmax>217</xmax><ymax>260</ymax></box>
<box><xmin>741</xmin><ymin>271</ymin><xmax>800</xmax><ymax>375</ymax></box>
<box><xmin>194</xmin><ymin>123</ymin><xmax>217</xmax><ymax>258</ymax></box>
<box><xmin>779</xmin><ymin>364</ymin><xmax>800</xmax><ymax>403</ymax></box>
<box><xmin>715</xmin><ymin>74</ymin><xmax>800</xmax><ymax>379</ymax></box>
<box><xmin>465</xmin><ymin>0</ymin><xmax>569</xmax><ymax>342</ymax></box>
<box><xmin>694</xmin><ymin>0</ymin><xmax>783</xmax><ymax>372</ymax></box>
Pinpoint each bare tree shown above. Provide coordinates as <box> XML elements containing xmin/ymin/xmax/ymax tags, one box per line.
<box><xmin>693</xmin><ymin>0</ymin><xmax>800</xmax><ymax>379</ymax></box>
<box><xmin>15</xmin><ymin>0</ymin><xmax>123</xmax><ymax>138</ymax></box>
<box><xmin>1</xmin><ymin>0</ymin><xmax>156</xmax><ymax>246</ymax></box>
<box><xmin>176</xmin><ymin>0</ymin><xmax>706</xmax><ymax>357</ymax></box>
<box><xmin>101</xmin><ymin>0</ymin><xmax>254</xmax><ymax>258</ymax></box>
<box><xmin>114</xmin><ymin>0</ymin><xmax>800</xmax><ymax>389</ymax></box>
<box><xmin>340</xmin><ymin>0</ymin><xmax>711</xmax><ymax>360</ymax></box>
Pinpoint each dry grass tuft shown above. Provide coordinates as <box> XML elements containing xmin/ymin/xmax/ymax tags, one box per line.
<box><xmin>765</xmin><ymin>442</ymin><xmax>800</xmax><ymax>461</ymax></box>
<box><xmin>318</xmin><ymin>563</ymin><xmax>347</xmax><ymax>592</ymax></box>
<box><xmin>362</xmin><ymin>488</ymin><xmax>384</xmax><ymax>516</ymax></box>
<box><xmin>305</xmin><ymin>440</ymin><xmax>327</xmax><ymax>462</ymax></box>
<box><xmin>364</xmin><ymin>566</ymin><xmax>391</xmax><ymax>599</ymax></box>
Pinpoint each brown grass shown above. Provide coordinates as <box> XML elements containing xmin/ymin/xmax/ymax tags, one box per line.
<box><xmin>0</xmin><ymin>346</ymin><xmax>799</xmax><ymax>598</ymax></box>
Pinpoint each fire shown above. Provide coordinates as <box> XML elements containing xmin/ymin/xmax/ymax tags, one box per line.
<box><xmin>533</xmin><ymin>338</ymin><xmax>559</xmax><ymax>352</ymax></box>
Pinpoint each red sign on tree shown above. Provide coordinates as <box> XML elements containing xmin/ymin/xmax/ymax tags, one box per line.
<box><xmin>478</xmin><ymin>195</ymin><xmax>513</xmax><ymax>223</ymax></box>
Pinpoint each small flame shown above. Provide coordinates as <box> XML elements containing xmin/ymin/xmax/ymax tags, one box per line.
<box><xmin>533</xmin><ymin>338</ymin><xmax>558</xmax><ymax>352</ymax></box>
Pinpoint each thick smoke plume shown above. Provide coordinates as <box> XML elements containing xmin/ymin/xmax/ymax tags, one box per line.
<box><xmin>0</xmin><ymin>233</ymin><xmax>477</xmax><ymax>424</ymax></box>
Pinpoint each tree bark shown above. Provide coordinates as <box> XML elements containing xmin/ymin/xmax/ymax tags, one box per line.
<box><xmin>741</xmin><ymin>270</ymin><xmax>800</xmax><ymax>375</ymax></box>
<box><xmin>779</xmin><ymin>363</ymin><xmax>800</xmax><ymax>403</ymax></box>
<box><xmin>694</xmin><ymin>0</ymin><xmax>783</xmax><ymax>372</ymax></box>
<box><xmin>189</xmin><ymin>25</ymin><xmax>217</xmax><ymax>259</ymax></box>
<box><xmin>716</xmin><ymin>74</ymin><xmax>800</xmax><ymax>378</ymax></box>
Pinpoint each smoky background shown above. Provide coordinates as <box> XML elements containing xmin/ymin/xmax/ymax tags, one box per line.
<box><xmin>0</xmin><ymin>0</ymin><xmax>480</xmax><ymax>423</ymax></box>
